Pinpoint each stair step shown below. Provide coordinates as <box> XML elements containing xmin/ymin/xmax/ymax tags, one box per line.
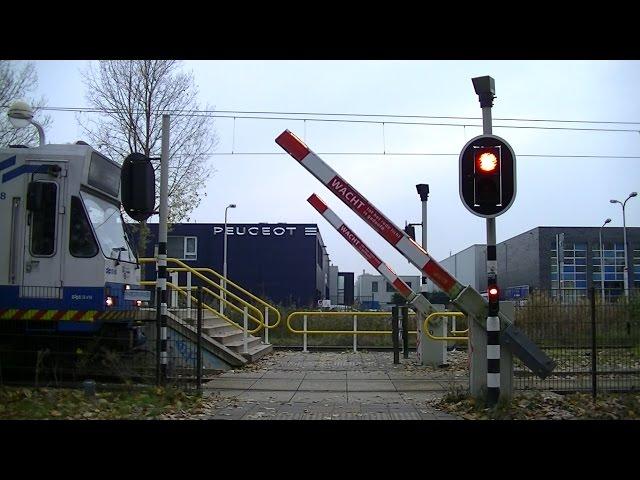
<box><xmin>202</xmin><ymin>323</ymin><xmax>240</xmax><ymax>336</ymax></box>
<box><xmin>224</xmin><ymin>336</ymin><xmax>262</xmax><ymax>350</ymax></box>
<box><xmin>215</xmin><ymin>331</ymin><xmax>247</xmax><ymax>345</ymax></box>
<box><xmin>194</xmin><ymin>316</ymin><xmax>236</xmax><ymax>329</ymax></box>
<box><xmin>240</xmin><ymin>343</ymin><xmax>273</xmax><ymax>362</ymax></box>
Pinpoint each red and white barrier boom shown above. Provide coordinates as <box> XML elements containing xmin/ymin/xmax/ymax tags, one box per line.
<box><xmin>308</xmin><ymin>193</ymin><xmax>436</xmax><ymax>316</ymax></box>
<box><xmin>276</xmin><ymin>130</ymin><xmax>555</xmax><ymax>379</ymax></box>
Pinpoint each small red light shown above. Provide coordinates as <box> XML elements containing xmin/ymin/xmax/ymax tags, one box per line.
<box><xmin>489</xmin><ymin>287</ymin><xmax>498</xmax><ymax>296</ymax></box>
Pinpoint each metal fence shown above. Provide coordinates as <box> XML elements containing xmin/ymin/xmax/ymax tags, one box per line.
<box><xmin>513</xmin><ymin>288</ymin><xmax>640</xmax><ymax>394</ymax></box>
<box><xmin>0</xmin><ymin>286</ymin><xmax>204</xmax><ymax>391</ymax></box>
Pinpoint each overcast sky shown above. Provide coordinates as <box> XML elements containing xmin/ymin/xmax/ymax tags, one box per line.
<box><xmin>26</xmin><ymin>60</ymin><xmax>640</xmax><ymax>277</ymax></box>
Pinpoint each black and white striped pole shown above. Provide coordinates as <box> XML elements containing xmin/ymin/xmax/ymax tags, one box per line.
<box><xmin>459</xmin><ymin>76</ymin><xmax>517</xmax><ymax>407</ymax></box>
<box><xmin>157</xmin><ymin>114</ymin><xmax>170</xmax><ymax>384</ymax></box>
<box><xmin>477</xmin><ymin>78</ymin><xmax>500</xmax><ymax>407</ymax></box>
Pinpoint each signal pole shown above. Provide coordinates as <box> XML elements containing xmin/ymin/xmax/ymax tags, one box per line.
<box><xmin>158</xmin><ymin>114</ymin><xmax>170</xmax><ymax>384</ymax></box>
<box><xmin>473</xmin><ymin>76</ymin><xmax>500</xmax><ymax>407</ymax></box>
<box><xmin>416</xmin><ymin>184</ymin><xmax>430</xmax><ymax>293</ymax></box>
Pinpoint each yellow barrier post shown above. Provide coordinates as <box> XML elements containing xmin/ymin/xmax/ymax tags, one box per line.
<box><xmin>264</xmin><ymin>307</ymin><xmax>269</xmax><ymax>344</ymax></box>
<box><xmin>186</xmin><ymin>271</ymin><xmax>192</xmax><ymax>318</ymax></box>
<box><xmin>353</xmin><ymin>314</ymin><xmax>357</xmax><ymax>353</ymax></box>
<box><xmin>303</xmin><ymin>315</ymin><xmax>308</xmax><ymax>353</ymax></box>
<box><xmin>243</xmin><ymin>306</ymin><xmax>249</xmax><ymax>354</ymax></box>
<box><xmin>170</xmin><ymin>271</ymin><xmax>178</xmax><ymax>306</ymax></box>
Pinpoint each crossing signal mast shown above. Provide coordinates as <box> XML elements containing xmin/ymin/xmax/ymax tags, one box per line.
<box><xmin>458</xmin><ymin>76</ymin><xmax>518</xmax><ymax>406</ymax></box>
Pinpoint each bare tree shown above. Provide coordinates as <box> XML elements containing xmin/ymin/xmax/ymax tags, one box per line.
<box><xmin>0</xmin><ymin>61</ymin><xmax>51</xmax><ymax>146</ymax></box>
<box><xmin>79</xmin><ymin>60</ymin><xmax>217</xmax><ymax>223</ymax></box>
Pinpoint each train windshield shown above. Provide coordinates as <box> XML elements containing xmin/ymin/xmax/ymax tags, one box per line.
<box><xmin>81</xmin><ymin>191</ymin><xmax>136</xmax><ymax>263</ymax></box>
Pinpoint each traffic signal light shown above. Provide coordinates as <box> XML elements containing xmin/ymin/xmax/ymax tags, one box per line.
<box><xmin>459</xmin><ymin>134</ymin><xmax>516</xmax><ymax>218</ymax></box>
<box><xmin>487</xmin><ymin>284</ymin><xmax>499</xmax><ymax>316</ymax></box>
<box><xmin>474</xmin><ymin>146</ymin><xmax>501</xmax><ymax>206</ymax></box>
<box><xmin>121</xmin><ymin>152</ymin><xmax>156</xmax><ymax>222</ymax></box>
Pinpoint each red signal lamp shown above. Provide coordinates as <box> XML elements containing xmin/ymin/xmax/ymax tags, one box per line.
<box><xmin>488</xmin><ymin>285</ymin><xmax>499</xmax><ymax>303</ymax></box>
<box><xmin>475</xmin><ymin>148</ymin><xmax>500</xmax><ymax>174</ymax></box>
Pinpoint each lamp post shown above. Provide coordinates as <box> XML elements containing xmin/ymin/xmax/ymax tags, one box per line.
<box><xmin>599</xmin><ymin>218</ymin><xmax>611</xmax><ymax>301</ymax></box>
<box><xmin>416</xmin><ymin>184</ymin><xmax>429</xmax><ymax>293</ymax></box>
<box><xmin>610</xmin><ymin>192</ymin><xmax>637</xmax><ymax>299</ymax></box>
<box><xmin>221</xmin><ymin>203</ymin><xmax>236</xmax><ymax>315</ymax></box>
<box><xmin>7</xmin><ymin>100</ymin><xmax>45</xmax><ymax>146</ymax></box>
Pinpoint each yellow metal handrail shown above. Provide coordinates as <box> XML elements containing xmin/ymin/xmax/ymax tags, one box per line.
<box><xmin>140</xmin><ymin>281</ymin><xmax>265</xmax><ymax>334</ymax></box>
<box><xmin>172</xmin><ymin>267</ymin><xmax>281</xmax><ymax>330</ymax></box>
<box><xmin>451</xmin><ymin>326</ymin><xmax>469</xmax><ymax>335</ymax></box>
<box><xmin>165</xmin><ymin>267</ymin><xmax>265</xmax><ymax>328</ymax></box>
<box><xmin>286</xmin><ymin>311</ymin><xmax>418</xmax><ymax>335</ymax></box>
<box><xmin>422</xmin><ymin>312</ymin><xmax>468</xmax><ymax>342</ymax></box>
<box><xmin>139</xmin><ymin>257</ymin><xmax>280</xmax><ymax>330</ymax></box>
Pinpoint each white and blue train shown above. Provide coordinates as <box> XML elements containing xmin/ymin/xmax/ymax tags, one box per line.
<box><xmin>0</xmin><ymin>131</ymin><xmax>146</xmax><ymax>346</ymax></box>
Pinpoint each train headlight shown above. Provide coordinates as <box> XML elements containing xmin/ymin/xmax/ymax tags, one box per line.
<box><xmin>105</xmin><ymin>296</ymin><xmax>115</xmax><ymax>307</ymax></box>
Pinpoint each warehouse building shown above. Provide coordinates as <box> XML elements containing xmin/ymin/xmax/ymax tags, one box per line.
<box><xmin>355</xmin><ymin>273</ymin><xmax>421</xmax><ymax>310</ymax></box>
<box><xmin>141</xmin><ymin>223</ymin><xmax>353</xmax><ymax>307</ymax></box>
<box><xmin>427</xmin><ymin>226</ymin><xmax>640</xmax><ymax>300</ymax></box>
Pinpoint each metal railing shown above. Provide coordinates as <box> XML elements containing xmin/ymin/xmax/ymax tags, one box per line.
<box><xmin>513</xmin><ymin>288</ymin><xmax>640</xmax><ymax>394</ymax></box>
<box><xmin>422</xmin><ymin>312</ymin><xmax>468</xmax><ymax>342</ymax></box>
<box><xmin>286</xmin><ymin>310</ymin><xmax>466</xmax><ymax>352</ymax></box>
<box><xmin>139</xmin><ymin>258</ymin><xmax>281</xmax><ymax>337</ymax></box>
<box><xmin>140</xmin><ymin>281</ymin><xmax>265</xmax><ymax>335</ymax></box>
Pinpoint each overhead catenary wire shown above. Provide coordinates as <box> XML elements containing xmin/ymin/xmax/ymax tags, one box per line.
<box><xmin>171</xmin><ymin>152</ymin><xmax>640</xmax><ymax>159</ymax></box>
<box><xmin>7</xmin><ymin>105</ymin><xmax>639</xmax><ymax>159</ymax></box>
<box><xmin>15</xmin><ymin>105</ymin><xmax>640</xmax><ymax>126</ymax></box>
<box><xmin>8</xmin><ymin>105</ymin><xmax>640</xmax><ymax>133</ymax></box>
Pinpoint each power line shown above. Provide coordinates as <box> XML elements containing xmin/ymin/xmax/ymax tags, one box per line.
<box><xmin>14</xmin><ymin>106</ymin><xmax>640</xmax><ymax>133</ymax></box>
<box><xmin>29</xmin><ymin>105</ymin><xmax>640</xmax><ymax>126</ymax></box>
<box><xmin>174</xmin><ymin>151</ymin><xmax>640</xmax><ymax>159</ymax></box>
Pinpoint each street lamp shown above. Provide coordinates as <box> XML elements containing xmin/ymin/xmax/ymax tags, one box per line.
<box><xmin>221</xmin><ymin>203</ymin><xmax>236</xmax><ymax>315</ymax></box>
<box><xmin>599</xmin><ymin>218</ymin><xmax>611</xmax><ymax>301</ymax></box>
<box><xmin>610</xmin><ymin>192</ymin><xmax>637</xmax><ymax>299</ymax></box>
<box><xmin>7</xmin><ymin>100</ymin><xmax>45</xmax><ymax>146</ymax></box>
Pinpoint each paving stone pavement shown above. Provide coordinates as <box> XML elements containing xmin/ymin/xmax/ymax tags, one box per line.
<box><xmin>198</xmin><ymin>350</ymin><xmax>467</xmax><ymax>420</ymax></box>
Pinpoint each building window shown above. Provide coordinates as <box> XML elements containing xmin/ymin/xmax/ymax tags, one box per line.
<box><xmin>593</xmin><ymin>242</ymin><xmax>628</xmax><ymax>297</ymax></box>
<box><xmin>406</xmin><ymin>281</ymin><xmax>412</xmax><ymax>288</ymax></box>
<box><xmin>634</xmin><ymin>249</ymin><xmax>640</xmax><ymax>288</ymax></box>
<box><xmin>168</xmin><ymin>236</ymin><xmax>197</xmax><ymax>260</ymax></box>
<box><xmin>551</xmin><ymin>241</ymin><xmax>587</xmax><ymax>299</ymax></box>
<box><xmin>372</xmin><ymin>281</ymin><xmax>378</xmax><ymax>292</ymax></box>
<box><xmin>386</xmin><ymin>282</ymin><xmax>395</xmax><ymax>292</ymax></box>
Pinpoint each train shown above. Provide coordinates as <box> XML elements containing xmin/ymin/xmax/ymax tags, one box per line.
<box><xmin>0</xmin><ymin>126</ymin><xmax>149</xmax><ymax>362</ymax></box>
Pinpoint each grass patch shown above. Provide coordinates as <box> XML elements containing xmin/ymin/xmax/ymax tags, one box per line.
<box><xmin>0</xmin><ymin>385</ymin><xmax>205</xmax><ymax>420</ymax></box>
<box><xmin>433</xmin><ymin>390</ymin><xmax>640</xmax><ymax>420</ymax></box>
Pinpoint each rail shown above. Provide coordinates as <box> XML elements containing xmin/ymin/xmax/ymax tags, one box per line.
<box><xmin>286</xmin><ymin>310</ymin><xmax>420</xmax><ymax>353</ymax></box>
<box><xmin>139</xmin><ymin>257</ymin><xmax>281</xmax><ymax>335</ymax></box>
<box><xmin>422</xmin><ymin>312</ymin><xmax>468</xmax><ymax>342</ymax></box>
<box><xmin>140</xmin><ymin>281</ymin><xmax>265</xmax><ymax>334</ymax></box>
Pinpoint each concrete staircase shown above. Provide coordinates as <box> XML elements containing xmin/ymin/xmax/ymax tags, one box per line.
<box><xmin>166</xmin><ymin>308</ymin><xmax>273</xmax><ymax>366</ymax></box>
<box><xmin>197</xmin><ymin>311</ymin><xmax>273</xmax><ymax>363</ymax></box>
